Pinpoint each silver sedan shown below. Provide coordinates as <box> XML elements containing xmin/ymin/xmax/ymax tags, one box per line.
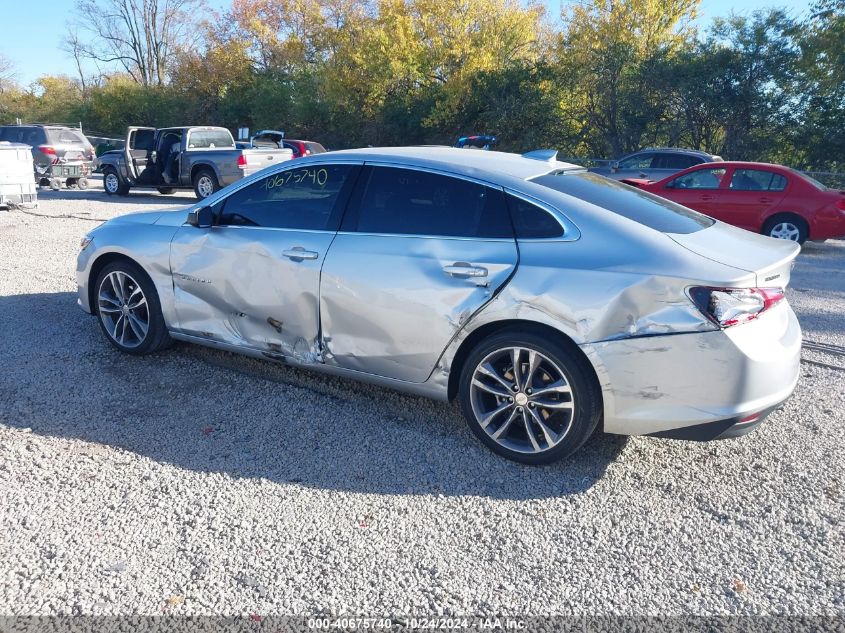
<box><xmin>76</xmin><ymin>147</ymin><xmax>802</xmax><ymax>464</ymax></box>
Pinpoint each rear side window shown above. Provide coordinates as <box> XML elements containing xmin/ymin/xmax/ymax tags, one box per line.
<box><xmin>532</xmin><ymin>171</ymin><xmax>714</xmax><ymax>234</ymax></box>
<box><xmin>219</xmin><ymin>164</ymin><xmax>357</xmax><ymax>230</ymax></box>
<box><xmin>507</xmin><ymin>195</ymin><xmax>563</xmax><ymax>238</ymax></box>
<box><xmin>729</xmin><ymin>169</ymin><xmax>787</xmax><ymax>192</ymax></box>
<box><xmin>653</xmin><ymin>153</ymin><xmax>698</xmax><ymax>169</ymax></box>
<box><xmin>352</xmin><ymin>167</ymin><xmax>512</xmax><ymax>238</ymax></box>
<box><xmin>618</xmin><ymin>153</ymin><xmax>653</xmax><ymax>169</ymax></box>
<box><xmin>188</xmin><ymin>129</ymin><xmax>234</xmax><ymax>149</ymax></box>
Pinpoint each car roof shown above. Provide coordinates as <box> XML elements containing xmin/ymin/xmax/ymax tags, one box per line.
<box><xmin>325</xmin><ymin>146</ymin><xmax>581</xmax><ymax>181</ymax></box>
<box><xmin>634</xmin><ymin>147</ymin><xmax>718</xmax><ymax>158</ymax></box>
<box><xmin>691</xmin><ymin>161</ymin><xmax>789</xmax><ymax>170</ymax></box>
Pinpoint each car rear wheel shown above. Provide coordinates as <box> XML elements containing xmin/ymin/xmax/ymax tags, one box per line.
<box><xmin>763</xmin><ymin>214</ymin><xmax>808</xmax><ymax>244</ymax></box>
<box><xmin>103</xmin><ymin>169</ymin><xmax>129</xmax><ymax>196</ymax></box>
<box><xmin>95</xmin><ymin>261</ymin><xmax>172</xmax><ymax>355</ymax></box>
<box><xmin>458</xmin><ymin>330</ymin><xmax>602</xmax><ymax>464</ymax></box>
<box><xmin>193</xmin><ymin>169</ymin><xmax>219</xmax><ymax>200</ymax></box>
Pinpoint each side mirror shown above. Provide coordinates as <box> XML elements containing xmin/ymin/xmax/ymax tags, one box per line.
<box><xmin>187</xmin><ymin>206</ymin><xmax>213</xmax><ymax>228</ymax></box>
<box><xmin>610</xmin><ymin>161</ymin><xmax>620</xmax><ymax>173</ymax></box>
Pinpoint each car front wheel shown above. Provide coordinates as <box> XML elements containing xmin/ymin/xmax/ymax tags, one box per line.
<box><xmin>94</xmin><ymin>261</ymin><xmax>172</xmax><ymax>355</ymax></box>
<box><xmin>103</xmin><ymin>169</ymin><xmax>129</xmax><ymax>196</ymax></box>
<box><xmin>458</xmin><ymin>330</ymin><xmax>602</xmax><ymax>464</ymax></box>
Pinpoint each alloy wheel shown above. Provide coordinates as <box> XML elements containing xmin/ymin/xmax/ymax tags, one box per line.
<box><xmin>104</xmin><ymin>173</ymin><xmax>119</xmax><ymax>194</ymax></box>
<box><xmin>769</xmin><ymin>222</ymin><xmax>801</xmax><ymax>241</ymax></box>
<box><xmin>469</xmin><ymin>346</ymin><xmax>575</xmax><ymax>454</ymax></box>
<box><xmin>97</xmin><ymin>271</ymin><xmax>149</xmax><ymax>348</ymax></box>
<box><xmin>197</xmin><ymin>175</ymin><xmax>214</xmax><ymax>198</ymax></box>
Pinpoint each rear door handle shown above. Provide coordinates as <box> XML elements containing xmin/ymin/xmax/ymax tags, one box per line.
<box><xmin>282</xmin><ymin>247</ymin><xmax>319</xmax><ymax>261</ymax></box>
<box><xmin>759</xmin><ymin>197</ymin><xmax>774</xmax><ymax>203</ymax></box>
<box><xmin>443</xmin><ymin>263</ymin><xmax>488</xmax><ymax>278</ymax></box>
<box><xmin>699</xmin><ymin>194</ymin><xmax>715</xmax><ymax>201</ymax></box>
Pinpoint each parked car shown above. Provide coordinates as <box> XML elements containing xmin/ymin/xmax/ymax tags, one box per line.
<box><xmin>0</xmin><ymin>124</ymin><xmax>96</xmax><ymax>186</ymax></box>
<box><xmin>77</xmin><ymin>147</ymin><xmax>801</xmax><ymax>464</ymax></box>
<box><xmin>621</xmin><ymin>161</ymin><xmax>845</xmax><ymax>243</ymax></box>
<box><xmin>590</xmin><ymin>147</ymin><xmax>723</xmax><ymax>181</ymax></box>
<box><xmin>455</xmin><ymin>135</ymin><xmax>498</xmax><ymax>150</ymax></box>
<box><xmin>97</xmin><ymin>126</ymin><xmax>293</xmax><ymax>200</ymax></box>
<box><xmin>282</xmin><ymin>139</ymin><xmax>327</xmax><ymax>159</ymax></box>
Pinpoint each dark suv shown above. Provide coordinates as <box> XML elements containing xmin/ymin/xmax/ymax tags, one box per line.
<box><xmin>0</xmin><ymin>125</ymin><xmax>96</xmax><ymax>181</ymax></box>
<box><xmin>589</xmin><ymin>147</ymin><xmax>723</xmax><ymax>181</ymax></box>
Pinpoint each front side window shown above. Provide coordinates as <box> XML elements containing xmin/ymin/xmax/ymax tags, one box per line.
<box><xmin>617</xmin><ymin>153</ymin><xmax>654</xmax><ymax>170</ymax></box>
<box><xmin>218</xmin><ymin>164</ymin><xmax>357</xmax><ymax>230</ymax></box>
<box><xmin>187</xmin><ymin>129</ymin><xmax>234</xmax><ymax>149</ymax></box>
<box><xmin>353</xmin><ymin>167</ymin><xmax>512</xmax><ymax>238</ymax></box>
<box><xmin>668</xmin><ymin>167</ymin><xmax>727</xmax><ymax>190</ymax></box>
<box><xmin>729</xmin><ymin>169</ymin><xmax>787</xmax><ymax>192</ymax></box>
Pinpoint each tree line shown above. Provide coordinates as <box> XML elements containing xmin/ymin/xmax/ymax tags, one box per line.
<box><xmin>0</xmin><ymin>0</ymin><xmax>842</xmax><ymax>170</ymax></box>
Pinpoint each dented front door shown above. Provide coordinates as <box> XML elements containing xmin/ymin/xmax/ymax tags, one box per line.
<box><xmin>168</xmin><ymin>163</ymin><xmax>361</xmax><ymax>360</ymax></box>
<box><xmin>319</xmin><ymin>165</ymin><xmax>519</xmax><ymax>383</ymax></box>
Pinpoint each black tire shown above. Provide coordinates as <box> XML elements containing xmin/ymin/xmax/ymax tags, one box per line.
<box><xmin>94</xmin><ymin>260</ymin><xmax>172</xmax><ymax>356</ymax></box>
<box><xmin>157</xmin><ymin>187</ymin><xmax>176</xmax><ymax>195</ymax></box>
<box><xmin>66</xmin><ymin>177</ymin><xmax>78</xmax><ymax>188</ymax></box>
<box><xmin>762</xmin><ymin>213</ymin><xmax>808</xmax><ymax>244</ymax></box>
<box><xmin>103</xmin><ymin>168</ymin><xmax>130</xmax><ymax>196</ymax></box>
<box><xmin>192</xmin><ymin>169</ymin><xmax>219</xmax><ymax>200</ymax></box>
<box><xmin>458</xmin><ymin>328</ymin><xmax>602</xmax><ymax>465</ymax></box>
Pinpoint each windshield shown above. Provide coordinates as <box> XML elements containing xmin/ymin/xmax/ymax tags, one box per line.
<box><xmin>531</xmin><ymin>171</ymin><xmax>715</xmax><ymax>234</ymax></box>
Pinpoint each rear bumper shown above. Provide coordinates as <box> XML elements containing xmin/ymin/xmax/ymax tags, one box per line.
<box><xmin>581</xmin><ymin>302</ymin><xmax>801</xmax><ymax>438</ymax></box>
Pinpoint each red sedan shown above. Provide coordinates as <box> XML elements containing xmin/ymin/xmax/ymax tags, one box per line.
<box><xmin>622</xmin><ymin>161</ymin><xmax>845</xmax><ymax>243</ymax></box>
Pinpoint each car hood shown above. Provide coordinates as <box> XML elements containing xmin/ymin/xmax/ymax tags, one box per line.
<box><xmin>667</xmin><ymin>221</ymin><xmax>800</xmax><ymax>287</ymax></box>
<box><xmin>110</xmin><ymin>209</ymin><xmax>189</xmax><ymax>227</ymax></box>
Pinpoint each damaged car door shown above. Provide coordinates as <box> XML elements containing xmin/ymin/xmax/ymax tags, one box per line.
<box><xmin>320</xmin><ymin>165</ymin><xmax>519</xmax><ymax>382</ymax></box>
<box><xmin>169</xmin><ymin>163</ymin><xmax>361</xmax><ymax>359</ymax></box>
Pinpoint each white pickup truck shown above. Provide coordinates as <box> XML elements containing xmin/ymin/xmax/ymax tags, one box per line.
<box><xmin>98</xmin><ymin>126</ymin><xmax>293</xmax><ymax>199</ymax></box>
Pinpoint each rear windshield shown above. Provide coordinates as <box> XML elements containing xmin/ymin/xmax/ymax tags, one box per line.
<box><xmin>791</xmin><ymin>168</ymin><xmax>828</xmax><ymax>191</ymax></box>
<box><xmin>305</xmin><ymin>142</ymin><xmax>326</xmax><ymax>154</ymax></box>
<box><xmin>187</xmin><ymin>129</ymin><xmax>234</xmax><ymax>149</ymax></box>
<box><xmin>46</xmin><ymin>128</ymin><xmax>89</xmax><ymax>145</ymax></box>
<box><xmin>0</xmin><ymin>126</ymin><xmax>46</xmax><ymax>145</ymax></box>
<box><xmin>531</xmin><ymin>171</ymin><xmax>715</xmax><ymax>234</ymax></box>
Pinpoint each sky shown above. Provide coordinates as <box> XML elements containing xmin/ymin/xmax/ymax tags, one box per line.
<box><xmin>0</xmin><ymin>0</ymin><xmax>811</xmax><ymax>86</ymax></box>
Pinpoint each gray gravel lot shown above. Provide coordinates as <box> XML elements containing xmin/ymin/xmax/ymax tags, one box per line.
<box><xmin>0</xmin><ymin>187</ymin><xmax>843</xmax><ymax>618</ymax></box>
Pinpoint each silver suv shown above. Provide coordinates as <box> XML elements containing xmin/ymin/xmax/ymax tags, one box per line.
<box><xmin>590</xmin><ymin>148</ymin><xmax>723</xmax><ymax>181</ymax></box>
<box><xmin>0</xmin><ymin>125</ymin><xmax>96</xmax><ymax>183</ymax></box>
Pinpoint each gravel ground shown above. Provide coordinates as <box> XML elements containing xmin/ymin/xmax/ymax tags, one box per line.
<box><xmin>0</xmin><ymin>186</ymin><xmax>843</xmax><ymax>618</ymax></box>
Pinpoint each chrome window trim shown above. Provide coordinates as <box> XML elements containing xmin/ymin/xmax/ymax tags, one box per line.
<box><xmin>362</xmin><ymin>160</ymin><xmax>503</xmax><ymax>189</ymax></box>
<box><xmin>504</xmin><ymin>188</ymin><xmax>581</xmax><ymax>242</ymax></box>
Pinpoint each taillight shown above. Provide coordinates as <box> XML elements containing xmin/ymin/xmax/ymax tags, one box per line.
<box><xmin>237</xmin><ymin>154</ymin><xmax>247</xmax><ymax>169</ymax></box>
<box><xmin>836</xmin><ymin>198</ymin><xmax>845</xmax><ymax>212</ymax></box>
<box><xmin>38</xmin><ymin>145</ymin><xmax>58</xmax><ymax>163</ymax></box>
<box><xmin>689</xmin><ymin>286</ymin><xmax>785</xmax><ymax>328</ymax></box>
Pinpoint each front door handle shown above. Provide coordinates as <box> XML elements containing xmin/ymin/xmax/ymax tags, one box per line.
<box><xmin>699</xmin><ymin>194</ymin><xmax>715</xmax><ymax>201</ymax></box>
<box><xmin>443</xmin><ymin>263</ymin><xmax>488</xmax><ymax>278</ymax></box>
<box><xmin>282</xmin><ymin>247</ymin><xmax>319</xmax><ymax>261</ymax></box>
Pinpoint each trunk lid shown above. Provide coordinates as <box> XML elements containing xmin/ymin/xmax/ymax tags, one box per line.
<box><xmin>239</xmin><ymin>147</ymin><xmax>294</xmax><ymax>177</ymax></box>
<box><xmin>667</xmin><ymin>220</ymin><xmax>799</xmax><ymax>287</ymax></box>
